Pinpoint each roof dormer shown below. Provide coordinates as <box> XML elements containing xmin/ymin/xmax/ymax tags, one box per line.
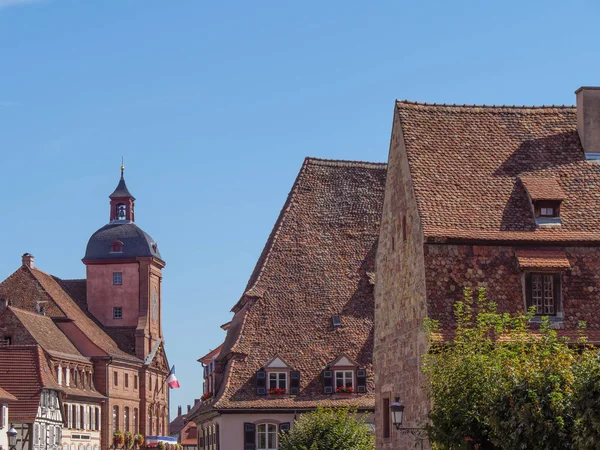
<box><xmin>519</xmin><ymin>175</ymin><xmax>565</xmax><ymax>227</ymax></box>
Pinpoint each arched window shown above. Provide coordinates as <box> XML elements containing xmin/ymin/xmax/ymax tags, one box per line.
<box><xmin>113</xmin><ymin>406</ymin><xmax>119</xmax><ymax>432</ymax></box>
<box><xmin>256</xmin><ymin>423</ymin><xmax>277</xmax><ymax>450</ymax></box>
<box><xmin>133</xmin><ymin>408</ymin><xmax>138</xmax><ymax>434</ymax></box>
<box><xmin>124</xmin><ymin>407</ymin><xmax>130</xmax><ymax>432</ymax></box>
<box><xmin>116</xmin><ymin>203</ymin><xmax>127</xmax><ymax>220</ymax></box>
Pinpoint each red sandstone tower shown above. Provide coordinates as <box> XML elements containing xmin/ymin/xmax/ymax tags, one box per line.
<box><xmin>82</xmin><ymin>166</ymin><xmax>166</xmax><ymax>361</ymax></box>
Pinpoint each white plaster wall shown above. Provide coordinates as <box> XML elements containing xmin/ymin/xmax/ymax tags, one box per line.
<box><xmin>0</xmin><ymin>403</ymin><xmax>8</xmax><ymax>450</ymax></box>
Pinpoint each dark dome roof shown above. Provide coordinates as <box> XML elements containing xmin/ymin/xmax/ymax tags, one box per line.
<box><xmin>84</xmin><ymin>222</ymin><xmax>162</xmax><ymax>262</ymax></box>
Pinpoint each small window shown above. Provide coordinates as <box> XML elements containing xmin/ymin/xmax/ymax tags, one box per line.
<box><xmin>526</xmin><ymin>272</ymin><xmax>560</xmax><ymax>316</ymax></box>
<box><xmin>383</xmin><ymin>397</ymin><xmax>391</xmax><ymax>439</ymax></box>
<box><xmin>335</xmin><ymin>370</ymin><xmax>354</xmax><ymax>392</ymax></box>
<box><xmin>113</xmin><ymin>371</ymin><xmax>118</xmax><ymax>387</ymax></box>
<box><xmin>113</xmin><ymin>307</ymin><xmax>123</xmax><ymax>319</ymax></box>
<box><xmin>110</xmin><ymin>240</ymin><xmax>124</xmax><ymax>253</ymax></box>
<box><xmin>134</xmin><ymin>375</ymin><xmax>138</xmax><ymax>390</ymax></box>
<box><xmin>332</xmin><ymin>315</ymin><xmax>342</xmax><ymax>328</ymax></box>
<box><xmin>113</xmin><ymin>272</ymin><xmax>123</xmax><ymax>285</ymax></box>
<box><xmin>2</xmin><ymin>336</ymin><xmax>11</xmax><ymax>345</ymax></box>
<box><xmin>125</xmin><ymin>373</ymin><xmax>129</xmax><ymax>388</ymax></box>
<box><xmin>540</xmin><ymin>207</ymin><xmax>555</xmax><ymax>217</ymax></box>
<box><xmin>268</xmin><ymin>372</ymin><xmax>287</xmax><ymax>393</ymax></box>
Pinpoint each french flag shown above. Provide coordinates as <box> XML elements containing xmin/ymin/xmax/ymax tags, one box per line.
<box><xmin>166</xmin><ymin>366</ymin><xmax>180</xmax><ymax>389</ymax></box>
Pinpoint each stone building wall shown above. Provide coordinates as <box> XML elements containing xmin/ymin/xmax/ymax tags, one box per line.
<box><xmin>425</xmin><ymin>244</ymin><xmax>600</xmax><ymax>331</ymax></box>
<box><xmin>374</xmin><ymin>113</ymin><xmax>430</xmax><ymax>450</ymax></box>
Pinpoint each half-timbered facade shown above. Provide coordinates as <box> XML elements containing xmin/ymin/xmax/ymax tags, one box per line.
<box><xmin>0</xmin><ymin>346</ymin><xmax>63</xmax><ymax>450</ymax></box>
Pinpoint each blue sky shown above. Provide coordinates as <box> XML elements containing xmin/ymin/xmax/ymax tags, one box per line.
<box><xmin>1</xmin><ymin>0</ymin><xmax>599</xmax><ymax>418</ymax></box>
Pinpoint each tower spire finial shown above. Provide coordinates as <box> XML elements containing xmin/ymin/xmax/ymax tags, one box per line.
<box><xmin>121</xmin><ymin>156</ymin><xmax>125</xmax><ymax>177</ymax></box>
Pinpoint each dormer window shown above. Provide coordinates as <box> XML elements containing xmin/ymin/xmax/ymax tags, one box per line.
<box><xmin>256</xmin><ymin>356</ymin><xmax>301</xmax><ymax>396</ymax></box>
<box><xmin>110</xmin><ymin>240</ymin><xmax>124</xmax><ymax>253</ymax></box>
<box><xmin>322</xmin><ymin>354</ymin><xmax>367</xmax><ymax>394</ymax></box>
<box><xmin>519</xmin><ymin>176</ymin><xmax>565</xmax><ymax>227</ymax></box>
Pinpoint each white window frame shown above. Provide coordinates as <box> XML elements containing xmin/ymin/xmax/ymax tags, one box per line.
<box><xmin>256</xmin><ymin>423</ymin><xmax>277</xmax><ymax>450</ymax></box>
<box><xmin>113</xmin><ymin>272</ymin><xmax>123</xmax><ymax>285</ymax></box>
<box><xmin>268</xmin><ymin>372</ymin><xmax>287</xmax><ymax>390</ymax></box>
<box><xmin>335</xmin><ymin>370</ymin><xmax>354</xmax><ymax>389</ymax></box>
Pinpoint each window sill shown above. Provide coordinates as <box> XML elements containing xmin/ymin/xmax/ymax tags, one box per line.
<box><xmin>528</xmin><ymin>316</ymin><xmax>564</xmax><ymax>329</ymax></box>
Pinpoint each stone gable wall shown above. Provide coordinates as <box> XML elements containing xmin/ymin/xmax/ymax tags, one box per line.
<box><xmin>374</xmin><ymin>112</ymin><xmax>430</xmax><ymax>450</ymax></box>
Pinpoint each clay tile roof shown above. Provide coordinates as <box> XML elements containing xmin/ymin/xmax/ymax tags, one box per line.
<box><xmin>29</xmin><ymin>268</ymin><xmax>140</xmax><ymax>361</ymax></box>
<box><xmin>516</xmin><ymin>249</ymin><xmax>571</xmax><ymax>269</ymax></box>
<box><xmin>519</xmin><ymin>175</ymin><xmax>566</xmax><ymax>201</ymax></box>
<box><xmin>395</xmin><ymin>101</ymin><xmax>600</xmax><ymax>242</ymax></box>
<box><xmin>6</xmin><ymin>306</ymin><xmax>85</xmax><ymax>359</ymax></box>
<box><xmin>0</xmin><ymin>345</ymin><xmax>60</xmax><ymax>422</ymax></box>
<box><xmin>198</xmin><ymin>344</ymin><xmax>223</xmax><ymax>364</ymax></box>
<box><xmin>0</xmin><ymin>386</ymin><xmax>17</xmax><ymax>402</ymax></box>
<box><xmin>197</xmin><ymin>157</ymin><xmax>386</xmax><ymax>413</ymax></box>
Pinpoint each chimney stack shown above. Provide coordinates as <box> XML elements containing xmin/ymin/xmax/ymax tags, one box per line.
<box><xmin>22</xmin><ymin>253</ymin><xmax>34</xmax><ymax>269</ymax></box>
<box><xmin>576</xmin><ymin>87</ymin><xmax>600</xmax><ymax>159</ymax></box>
<box><xmin>187</xmin><ymin>405</ymin><xmax>191</xmax><ymax>413</ymax></box>
<box><xmin>177</xmin><ymin>405</ymin><xmax>182</xmax><ymax>417</ymax></box>
<box><xmin>194</xmin><ymin>398</ymin><xmax>200</xmax><ymax>405</ymax></box>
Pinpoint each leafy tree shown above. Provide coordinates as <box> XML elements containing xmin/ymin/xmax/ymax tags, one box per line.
<box><xmin>279</xmin><ymin>407</ymin><xmax>374</xmax><ymax>450</ymax></box>
<box><xmin>423</xmin><ymin>286</ymin><xmax>596</xmax><ymax>450</ymax></box>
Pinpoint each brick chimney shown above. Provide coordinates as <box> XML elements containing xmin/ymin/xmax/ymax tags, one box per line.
<box><xmin>194</xmin><ymin>398</ymin><xmax>200</xmax><ymax>405</ymax></box>
<box><xmin>187</xmin><ymin>405</ymin><xmax>191</xmax><ymax>413</ymax></box>
<box><xmin>22</xmin><ymin>253</ymin><xmax>34</xmax><ymax>269</ymax></box>
<box><xmin>576</xmin><ymin>87</ymin><xmax>600</xmax><ymax>159</ymax></box>
<box><xmin>177</xmin><ymin>405</ymin><xmax>182</xmax><ymax>416</ymax></box>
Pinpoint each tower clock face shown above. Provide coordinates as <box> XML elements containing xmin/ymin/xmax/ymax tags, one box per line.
<box><xmin>151</xmin><ymin>288</ymin><xmax>159</xmax><ymax>323</ymax></box>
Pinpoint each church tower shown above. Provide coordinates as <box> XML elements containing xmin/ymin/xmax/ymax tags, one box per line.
<box><xmin>83</xmin><ymin>166</ymin><xmax>165</xmax><ymax>360</ymax></box>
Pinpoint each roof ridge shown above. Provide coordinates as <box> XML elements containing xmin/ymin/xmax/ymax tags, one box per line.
<box><xmin>396</xmin><ymin>100</ymin><xmax>576</xmax><ymax>111</ymax></box>
<box><xmin>305</xmin><ymin>157</ymin><xmax>387</xmax><ymax>168</ymax></box>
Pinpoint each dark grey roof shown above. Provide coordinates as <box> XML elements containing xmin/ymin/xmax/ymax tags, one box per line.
<box><xmin>83</xmin><ymin>222</ymin><xmax>162</xmax><ymax>262</ymax></box>
<box><xmin>109</xmin><ymin>173</ymin><xmax>135</xmax><ymax>200</ymax></box>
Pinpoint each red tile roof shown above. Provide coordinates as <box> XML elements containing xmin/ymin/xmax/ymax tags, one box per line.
<box><xmin>516</xmin><ymin>249</ymin><xmax>571</xmax><ymax>269</ymax></box>
<box><xmin>0</xmin><ymin>267</ymin><xmax>140</xmax><ymax>362</ymax></box>
<box><xmin>396</xmin><ymin>102</ymin><xmax>600</xmax><ymax>242</ymax></box>
<box><xmin>191</xmin><ymin>158</ymin><xmax>385</xmax><ymax>415</ymax></box>
<box><xmin>0</xmin><ymin>345</ymin><xmax>60</xmax><ymax>422</ymax></box>
<box><xmin>0</xmin><ymin>386</ymin><xmax>17</xmax><ymax>402</ymax></box>
<box><xmin>198</xmin><ymin>344</ymin><xmax>223</xmax><ymax>364</ymax></box>
<box><xmin>519</xmin><ymin>175</ymin><xmax>566</xmax><ymax>201</ymax></box>
<box><xmin>4</xmin><ymin>306</ymin><xmax>85</xmax><ymax>359</ymax></box>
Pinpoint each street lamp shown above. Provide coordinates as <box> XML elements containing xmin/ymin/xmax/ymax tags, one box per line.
<box><xmin>7</xmin><ymin>424</ymin><xmax>17</xmax><ymax>450</ymax></box>
<box><xmin>390</xmin><ymin>398</ymin><xmax>404</xmax><ymax>430</ymax></box>
<box><xmin>389</xmin><ymin>398</ymin><xmax>428</xmax><ymax>450</ymax></box>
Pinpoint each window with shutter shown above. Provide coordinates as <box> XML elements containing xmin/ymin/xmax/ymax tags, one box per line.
<box><xmin>290</xmin><ymin>371</ymin><xmax>301</xmax><ymax>395</ymax></box>
<box><xmin>215</xmin><ymin>423</ymin><xmax>220</xmax><ymax>450</ymax></box>
<box><xmin>356</xmin><ymin>369</ymin><xmax>367</xmax><ymax>393</ymax></box>
<box><xmin>244</xmin><ymin>423</ymin><xmax>256</xmax><ymax>450</ymax></box>
<box><xmin>322</xmin><ymin>370</ymin><xmax>333</xmax><ymax>394</ymax></box>
<box><xmin>256</xmin><ymin>369</ymin><xmax>266</xmax><ymax>396</ymax></box>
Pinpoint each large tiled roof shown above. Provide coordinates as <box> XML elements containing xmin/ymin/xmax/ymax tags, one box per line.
<box><xmin>0</xmin><ymin>266</ymin><xmax>140</xmax><ymax>362</ymax></box>
<box><xmin>196</xmin><ymin>157</ymin><xmax>385</xmax><ymax>413</ymax></box>
<box><xmin>0</xmin><ymin>345</ymin><xmax>60</xmax><ymax>422</ymax></box>
<box><xmin>6</xmin><ymin>306</ymin><xmax>86</xmax><ymax>360</ymax></box>
<box><xmin>396</xmin><ymin>101</ymin><xmax>600</xmax><ymax>242</ymax></box>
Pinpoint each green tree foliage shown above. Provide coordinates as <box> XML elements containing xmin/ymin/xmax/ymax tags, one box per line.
<box><xmin>279</xmin><ymin>407</ymin><xmax>374</xmax><ymax>450</ymax></box>
<box><xmin>423</xmin><ymin>287</ymin><xmax>597</xmax><ymax>450</ymax></box>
